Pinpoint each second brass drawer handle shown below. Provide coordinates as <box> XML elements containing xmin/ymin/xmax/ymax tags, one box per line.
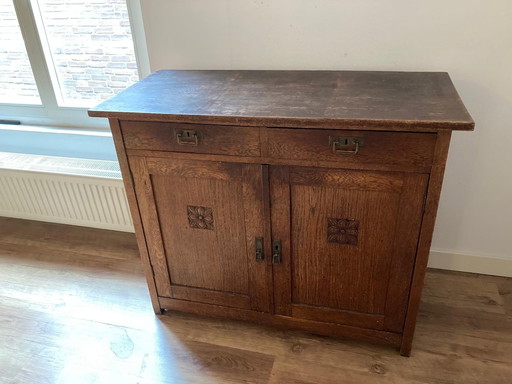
<box><xmin>329</xmin><ymin>136</ymin><xmax>363</xmax><ymax>155</ymax></box>
<box><xmin>176</xmin><ymin>129</ymin><xmax>201</xmax><ymax>146</ymax></box>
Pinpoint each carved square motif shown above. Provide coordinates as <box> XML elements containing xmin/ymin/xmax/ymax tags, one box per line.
<box><xmin>187</xmin><ymin>205</ymin><xmax>214</xmax><ymax>230</ymax></box>
<box><xmin>327</xmin><ymin>218</ymin><xmax>359</xmax><ymax>245</ymax></box>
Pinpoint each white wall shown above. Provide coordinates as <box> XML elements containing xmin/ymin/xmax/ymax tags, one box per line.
<box><xmin>140</xmin><ymin>0</ymin><xmax>512</xmax><ymax>274</ymax></box>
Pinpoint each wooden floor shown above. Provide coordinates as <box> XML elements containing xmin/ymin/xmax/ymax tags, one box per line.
<box><xmin>1</xmin><ymin>217</ymin><xmax>511</xmax><ymax>384</ymax></box>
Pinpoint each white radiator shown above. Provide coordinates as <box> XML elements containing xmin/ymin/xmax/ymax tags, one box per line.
<box><xmin>0</xmin><ymin>153</ymin><xmax>134</xmax><ymax>232</ymax></box>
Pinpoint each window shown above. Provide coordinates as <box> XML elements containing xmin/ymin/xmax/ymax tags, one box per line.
<box><xmin>0</xmin><ymin>0</ymin><xmax>148</xmax><ymax>129</ymax></box>
<box><xmin>0</xmin><ymin>1</ymin><xmax>40</xmax><ymax>105</ymax></box>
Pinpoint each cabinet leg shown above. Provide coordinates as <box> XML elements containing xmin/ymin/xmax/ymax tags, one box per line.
<box><xmin>150</xmin><ymin>306</ymin><xmax>162</xmax><ymax>315</ymax></box>
<box><xmin>149</xmin><ymin>296</ymin><xmax>164</xmax><ymax>315</ymax></box>
<box><xmin>399</xmin><ymin>341</ymin><xmax>412</xmax><ymax>357</ymax></box>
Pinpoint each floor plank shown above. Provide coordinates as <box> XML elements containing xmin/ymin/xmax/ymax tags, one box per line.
<box><xmin>1</xmin><ymin>217</ymin><xmax>511</xmax><ymax>383</ymax></box>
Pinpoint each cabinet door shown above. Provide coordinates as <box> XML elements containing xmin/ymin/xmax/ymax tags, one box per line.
<box><xmin>130</xmin><ymin>156</ymin><xmax>273</xmax><ymax>312</ymax></box>
<box><xmin>271</xmin><ymin>166</ymin><xmax>428</xmax><ymax>332</ymax></box>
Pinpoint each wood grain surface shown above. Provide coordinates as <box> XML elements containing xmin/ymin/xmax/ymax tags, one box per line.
<box><xmin>89</xmin><ymin>71</ymin><xmax>473</xmax><ymax>355</ymax></box>
<box><xmin>88</xmin><ymin>70</ymin><xmax>474</xmax><ymax>131</ymax></box>
<box><xmin>266</xmin><ymin>129</ymin><xmax>437</xmax><ymax>170</ymax></box>
<box><xmin>108</xmin><ymin>118</ymin><xmax>162</xmax><ymax>314</ymax></box>
<box><xmin>400</xmin><ymin>130</ymin><xmax>453</xmax><ymax>355</ymax></box>
<box><xmin>1</xmin><ymin>217</ymin><xmax>511</xmax><ymax>384</ymax></box>
<box><xmin>270</xmin><ymin>167</ymin><xmax>428</xmax><ymax>332</ymax></box>
<box><xmin>121</xmin><ymin>120</ymin><xmax>262</xmax><ymax>156</ymax></box>
<box><xmin>130</xmin><ymin>156</ymin><xmax>273</xmax><ymax>312</ymax></box>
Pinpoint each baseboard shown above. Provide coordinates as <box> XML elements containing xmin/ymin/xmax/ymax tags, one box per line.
<box><xmin>428</xmin><ymin>250</ymin><xmax>512</xmax><ymax>278</ymax></box>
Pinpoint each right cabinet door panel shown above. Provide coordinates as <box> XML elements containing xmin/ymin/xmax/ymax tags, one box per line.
<box><xmin>271</xmin><ymin>166</ymin><xmax>429</xmax><ymax>332</ymax></box>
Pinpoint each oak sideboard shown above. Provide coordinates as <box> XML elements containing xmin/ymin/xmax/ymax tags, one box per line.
<box><xmin>89</xmin><ymin>70</ymin><xmax>474</xmax><ymax>355</ymax></box>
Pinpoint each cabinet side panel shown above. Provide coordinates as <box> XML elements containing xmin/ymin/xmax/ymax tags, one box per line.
<box><xmin>108</xmin><ymin>118</ymin><xmax>162</xmax><ymax>313</ymax></box>
<box><xmin>400</xmin><ymin>131</ymin><xmax>452</xmax><ymax>356</ymax></box>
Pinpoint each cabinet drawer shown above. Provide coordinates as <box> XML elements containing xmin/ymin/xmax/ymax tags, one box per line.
<box><xmin>266</xmin><ymin>129</ymin><xmax>437</xmax><ymax>170</ymax></box>
<box><xmin>121</xmin><ymin>121</ymin><xmax>261</xmax><ymax>156</ymax></box>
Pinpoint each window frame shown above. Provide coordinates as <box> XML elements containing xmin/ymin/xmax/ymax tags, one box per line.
<box><xmin>0</xmin><ymin>0</ymin><xmax>150</xmax><ymax>130</ymax></box>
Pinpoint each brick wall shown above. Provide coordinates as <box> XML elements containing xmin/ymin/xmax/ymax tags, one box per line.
<box><xmin>0</xmin><ymin>0</ymin><xmax>138</xmax><ymax>107</ymax></box>
<box><xmin>0</xmin><ymin>1</ymin><xmax>40</xmax><ymax>104</ymax></box>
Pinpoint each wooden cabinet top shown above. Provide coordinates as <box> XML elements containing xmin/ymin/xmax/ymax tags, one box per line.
<box><xmin>88</xmin><ymin>70</ymin><xmax>474</xmax><ymax>132</ymax></box>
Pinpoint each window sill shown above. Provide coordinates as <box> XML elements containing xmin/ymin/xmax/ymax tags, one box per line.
<box><xmin>0</xmin><ymin>123</ymin><xmax>111</xmax><ymax>137</ymax></box>
<box><xmin>0</xmin><ymin>124</ymin><xmax>117</xmax><ymax>161</ymax></box>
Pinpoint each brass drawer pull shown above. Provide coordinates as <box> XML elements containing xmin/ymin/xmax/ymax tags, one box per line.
<box><xmin>176</xmin><ymin>129</ymin><xmax>201</xmax><ymax>146</ymax></box>
<box><xmin>329</xmin><ymin>136</ymin><xmax>363</xmax><ymax>155</ymax></box>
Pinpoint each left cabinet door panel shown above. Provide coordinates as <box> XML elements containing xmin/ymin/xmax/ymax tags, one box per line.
<box><xmin>129</xmin><ymin>156</ymin><xmax>273</xmax><ymax>312</ymax></box>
